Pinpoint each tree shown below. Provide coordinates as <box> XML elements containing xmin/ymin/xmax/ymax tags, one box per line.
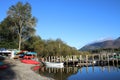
<box><xmin>22</xmin><ymin>36</ymin><xmax>44</xmax><ymax>53</ymax></box>
<box><xmin>0</xmin><ymin>17</ymin><xmax>18</xmax><ymax>48</ymax></box>
<box><xmin>7</xmin><ymin>2</ymin><xmax>37</xmax><ymax>50</ymax></box>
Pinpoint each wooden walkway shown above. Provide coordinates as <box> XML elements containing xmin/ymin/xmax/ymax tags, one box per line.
<box><xmin>44</xmin><ymin>53</ymin><xmax>120</xmax><ymax>67</ymax></box>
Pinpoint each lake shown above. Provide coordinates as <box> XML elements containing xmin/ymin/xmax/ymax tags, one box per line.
<box><xmin>33</xmin><ymin>65</ymin><xmax>120</xmax><ymax>80</ymax></box>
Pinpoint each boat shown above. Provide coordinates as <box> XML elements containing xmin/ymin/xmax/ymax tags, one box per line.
<box><xmin>0</xmin><ymin>65</ymin><xmax>8</xmax><ymax>69</ymax></box>
<box><xmin>0</xmin><ymin>62</ymin><xmax>8</xmax><ymax>69</ymax></box>
<box><xmin>21</xmin><ymin>59</ymin><xmax>40</xmax><ymax>65</ymax></box>
<box><xmin>44</xmin><ymin>43</ymin><xmax>64</xmax><ymax>68</ymax></box>
<box><xmin>44</xmin><ymin>62</ymin><xmax>64</xmax><ymax>68</ymax></box>
<box><xmin>32</xmin><ymin>66</ymin><xmax>40</xmax><ymax>71</ymax></box>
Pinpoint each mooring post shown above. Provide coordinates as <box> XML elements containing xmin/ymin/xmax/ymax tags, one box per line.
<box><xmin>72</xmin><ymin>55</ymin><xmax>74</xmax><ymax>66</ymax></box>
<box><xmin>98</xmin><ymin>54</ymin><xmax>100</xmax><ymax>64</ymax></box>
<box><xmin>54</xmin><ymin>56</ymin><xmax>56</xmax><ymax>62</ymax></box>
<box><xmin>50</xmin><ymin>56</ymin><xmax>52</xmax><ymax>62</ymax></box>
<box><xmin>80</xmin><ymin>55</ymin><xmax>81</xmax><ymax>66</ymax></box>
<box><xmin>107</xmin><ymin>54</ymin><xmax>109</xmax><ymax>65</ymax></box>
<box><xmin>46</xmin><ymin>57</ymin><xmax>47</xmax><ymax>62</ymax></box>
<box><xmin>49</xmin><ymin>56</ymin><xmax>50</xmax><ymax>62</ymax></box>
<box><xmin>61</xmin><ymin>56</ymin><xmax>63</xmax><ymax>62</ymax></box>
<box><xmin>86</xmin><ymin>55</ymin><xmax>88</xmax><ymax>66</ymax></box>
<box><xmin>101</xmin><ymin>54</ymin><xmax>103</xmax><ymax>61</ymax></box>
<box><xmin>101</xmin><ymin>54</ymin><xmax>104</xmax><ymax>65</ymax></box>
<box><xmin>112</xmin><ymin>54</ymin><xmax>114</xmax><ymax>66</ymax></box>
<box><xmin>119</xmin><ymin>54</ymin><xmax>120</xmax><ymax>61</ymax></box>
<box><xmin>66</xmin><ymin>56</ymin><xmax>68</xmax><ymax>66</ymax></box>
<box><xmin>117</xmin><ymin>56</ymin><xmax>118</xmax><ymax>67</ymax></box>
<box><xmin>59</xmin><ymin>56</ymin><xmax>61</xmax><ymax>62</ymax></box>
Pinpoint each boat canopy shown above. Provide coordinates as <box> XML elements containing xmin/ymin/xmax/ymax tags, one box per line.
<box><xmin>26</xmin><ymin>52</ymin><xmax>37</xmax><ymax>55</ymax></box>
<box><xmin>0</xmin><ymin>62</ymin><xmax>3</xmax><ymax>66</ymax></box>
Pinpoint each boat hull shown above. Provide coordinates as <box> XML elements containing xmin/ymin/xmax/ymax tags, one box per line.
<box><xmin>44</xmin><ymin>62</ymin><xmax>64</xmax><ymax>68</ymax></box>
<box><xmin>0</xmin><ymin>65</ymin><xmax>8</xmax><ymax>69</ymax></box>
<box><xmin>21</xmin><ymin>59</ymin><xmax>40</xmax><ymax>65</ymax></box>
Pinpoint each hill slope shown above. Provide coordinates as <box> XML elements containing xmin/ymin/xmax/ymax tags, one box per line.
<box><xmin>80</xmin><ymin>37</ymin><xmax>120</xmax><ymax>51</ymax></box>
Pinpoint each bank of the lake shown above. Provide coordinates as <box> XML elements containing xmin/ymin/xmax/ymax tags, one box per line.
<box><xmin>0</xmin><ymin>59</ymin><xmax>54</xmax><ymax>80</ymax></box>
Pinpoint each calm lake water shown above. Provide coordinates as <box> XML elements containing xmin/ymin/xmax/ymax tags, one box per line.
<box><xmin>33</xmin><ymin>65</ymin><xmax>120</xmax><ymax>80</ymax></box>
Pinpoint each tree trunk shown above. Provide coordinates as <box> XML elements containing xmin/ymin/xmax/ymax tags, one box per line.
<box><xmin>18</xmin><ymin>33</ymin><xmax>21</xmax><ymax>50</ymax></box>
<box><xmin>18</xmin><ymin>20</ymin><xmax>23</xmax><ymax>50</ymax></box>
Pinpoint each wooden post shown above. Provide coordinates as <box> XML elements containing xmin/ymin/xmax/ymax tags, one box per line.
<box><xmin>101</xmin><ymin>54</ymin><xmax>104</xmax><ymax>65</ymax></box>
<box><xmin>46</xmin><ymin>57</ymin><xmax>47</xmax><ymax>62</ymax></box>
<box><xmin>86</xmin><ymin>55</ymin><xmax>88</xmax><ymax>66</ymax></box>
<box><xmin>61</xmin><ymin>56</ymin><xmax>63</xmax><ymax>62</ymax></box>
<box><xmin>99</xmin><ymin>54</ymin><xmax>100</xmax><ymax>61</ymax></box>
<box><xmin>50</xmin><ymin>56</ymin><xmax>52</xmax><ymax>62</ymax></box>
<box><xmin>119</xmin><ymin>54</ymin><xmax>120</xmax><ymax>61</ymax></box>
<box><xmin>101</xmin><ymin>54</ymin><xmax>103</xmax><ymax>61</ymax></box>
<box><xmin>112</xmin><ymin>54</ymin><xmax>114</xmax><ymax>66</ymax></box>
<box><xmin>59</xmin><ymin>56</ymin><xmax>61</xmax><ymax>62</ymax></box>
<box><xmin>79</xmin><ymin>55</ymin><xmax>81</xmax><ymax>67</ymax></box>
<box><xmin>116</xmin><ymin>57</ymin><xmax>118</xmax><ymax>67</ymax></box>
<box><xmin>107</xmin><ymin>54</ymin><xmax>109</xmax><ymax>65</ymax></box>
<box><xmin>92</xmin><ymin>55</ymin><xmax>94</xmax><ymax>65</ymax></box>
<box><xmin>56</xmin><ymin>56</ymin><xmax>58</xmax><ymax>62</ymax></box>
<box><xmin>73</xmin><ymin>55</ymin><xmax>75</xmax><ymax>66</ymax></box>
<box><xmin>53</xmin><ymin>56</ymin><xmax>56</xmax><ymax>62</ymax></box>
<box><xmin>66</xmin><ymin>56</ymin><xmax>68</xmax><ymax>66</ymax></box>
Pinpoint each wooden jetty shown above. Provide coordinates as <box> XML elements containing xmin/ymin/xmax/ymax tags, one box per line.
<box><xmin>43</xmin><ymin>52</ymin><xmax>120</xmax><ymax>67</ymax></box>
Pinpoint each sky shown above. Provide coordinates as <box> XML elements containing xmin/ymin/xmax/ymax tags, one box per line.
<box><xmin>0</xmin><ymin>0</ymin><xmax>120</xmax><ymax>49</ymax></box>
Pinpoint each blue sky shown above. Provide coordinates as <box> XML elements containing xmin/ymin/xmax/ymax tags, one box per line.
<box><xmin>0</xmin><ymin>0</ymin><xmax>120</xmax><ymax>49</ymax></box>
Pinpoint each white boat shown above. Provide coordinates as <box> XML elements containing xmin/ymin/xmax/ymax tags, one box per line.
<box><xmin>44</xmin><ymin>62</ymin><xmax>64</xmax><ymax>68</ymax></box>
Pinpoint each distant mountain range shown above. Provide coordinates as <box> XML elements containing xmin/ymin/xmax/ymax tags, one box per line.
<box><xmin>80</xmin><ymin>37</ymin><xmax>120</xmax><ymax>51</ymax></box>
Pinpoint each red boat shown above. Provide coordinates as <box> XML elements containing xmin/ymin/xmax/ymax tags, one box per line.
<box><xmin>0</xmin><ymin>65</ymin><xmax>8</xmax><ymax>69</ymax></box>
<box><xmin>32</xmin><ymin>66</ymin><xmax>40</xmax><ymax>71</ymax></box>
<box><xmin>21</xmin><ymin>59</ymin><xmax>40</xmax><ymax>65</ymax></box>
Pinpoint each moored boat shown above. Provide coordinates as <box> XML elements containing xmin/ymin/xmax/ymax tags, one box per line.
<box><xmin>44</xmin><ymin>62</ymin><xmax>64</xmax><ymax>68</ymax></box>
<box><xmin>32</xmin><ymin>66</ymin><xmax>40</xmax><ymax>71</ymax></box>
<box><xmin>0</xmin><ymin>62</ymin><xmax>8</xmax><ymax>69</ymax></box>
<box><xmin>21</xmin><ymin>59</ymin><xmax>40</xmax><ymax>65</ymax></box>
<box><xmin>0</xmin><ymin>65</ymin><xmax>8</xmax><ymax>69</ymax></box>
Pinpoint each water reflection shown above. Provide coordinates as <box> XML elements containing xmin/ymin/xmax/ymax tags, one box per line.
<box><xmin>33</xmin><ymin>65</ymin><xmax>120</xmax><ymax>80</ymax></box>
<box><xmin>68</xmin><ymin>66</ymin><xmax>120</xmax><ymax>80</ymax></box>
<box><xmin>36</xmin><ymin>67</ymin><xmax>78</xmax><ymax>80</ymax></box>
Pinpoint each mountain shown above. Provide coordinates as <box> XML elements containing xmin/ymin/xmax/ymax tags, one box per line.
<box><xmin>80</xmin><ymin>37</ymin><xmax>120</xmax><ymax>51</ymax></box>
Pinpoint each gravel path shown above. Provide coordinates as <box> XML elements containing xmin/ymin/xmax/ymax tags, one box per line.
<box><xmin>0</xmin><ymin>59</ymin><xmax>54</xmax><ymax>80</ymax></box>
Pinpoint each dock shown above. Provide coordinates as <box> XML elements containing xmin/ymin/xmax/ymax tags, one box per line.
<box><xmin>44</xmin><ymin>52</ymin><xmax>120</xmax><ymax>67</ymax></box>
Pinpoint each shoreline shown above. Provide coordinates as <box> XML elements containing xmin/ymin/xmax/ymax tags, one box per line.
<box><xmin>0</xmin><ymin>59</ymin><xmax>54</xmax><ymax>80</ymax></box>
